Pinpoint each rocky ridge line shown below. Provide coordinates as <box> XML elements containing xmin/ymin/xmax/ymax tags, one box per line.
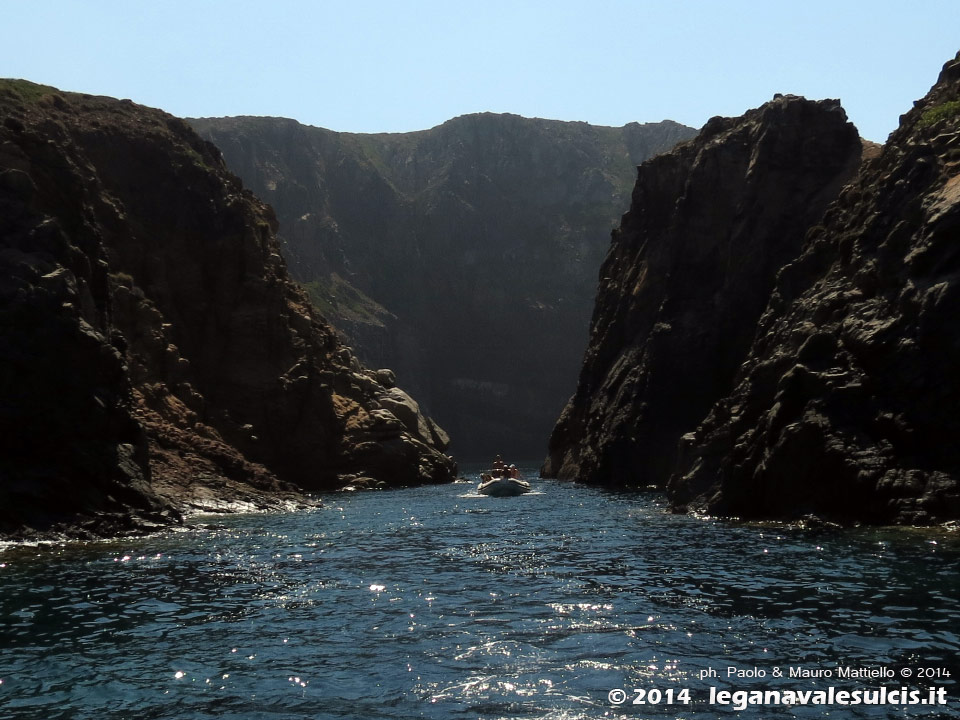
<box><xmin>189</xmin><ymin>113</ymin><xmax>697</xmax><ymax>458</ymax></box>
<box><xmin>670</xmin><ymin>52</ymin><xmax>960</xmax><ymax>524</ymax></box>
<box><xmin>543</xmin><ymin>94</ymin><xmax>863</xmax><ymax>489</ymax></box>
<box><xmin>0</xmin><ymin>80</ymin><xmax>455</xmax><ymax>539</ymax></box>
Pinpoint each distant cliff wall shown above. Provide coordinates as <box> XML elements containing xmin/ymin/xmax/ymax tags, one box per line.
<box><xmin>0</xmin><ymin>81</ymin><xmax>454</xmax><ymax>538</ymax></box>
<box><xmin>190</xmin><ymin>114</ymin><xmax>696</xmax><ymax>458</ymax></box>
<box><xmin>543</xmin><ymin>96</ymin><xmax>862</xmax><ymax>488</ymax></box>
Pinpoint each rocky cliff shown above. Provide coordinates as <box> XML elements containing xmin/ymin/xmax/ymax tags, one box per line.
<box><xmin>0</xmin><ymin>80</ymin><xmax>455</xmax><ymax>538</ymax></box>
<box><xmin>670</xmin><ymin>53</ymin><xmax>960</xmax><ymax>523</ymax></box>
<box><xmin>189</xmin><ymin>114</ymin><xmax>696</xmax><ymax>458</ymax></box>
<box><xmin>542</xmin><ymin>96</ymin><xmax>863</xmax><ymax>487</ymax></box>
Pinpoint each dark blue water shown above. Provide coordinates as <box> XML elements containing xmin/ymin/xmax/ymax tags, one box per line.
<box><xmin>1</xmin><ymin>468</ymin><xmax>958</xmax><ymax>719</ymax></box>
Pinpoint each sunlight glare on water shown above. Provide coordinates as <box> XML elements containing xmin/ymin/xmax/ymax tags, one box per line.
<box><xmin>0</xmin><ymin>467</ymin><xmax>957</xmax><ymax>719</ymax></box>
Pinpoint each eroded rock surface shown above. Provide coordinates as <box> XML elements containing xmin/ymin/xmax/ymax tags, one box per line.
<box><xmin>189</xmin><ymin>114</ymin><xmax>696</xmax><ymax>457</ymax></box>
<box><xmin>543</xmin><ymin>95</ymin><xmax>862</xmax><ymax>488</ymax></box>
<box><xmin>670</xmin><ymin>54</ymin><xmax>960</xmax><ymax>523</ymax></box>
<box><xmin>0</xmin><ymin>81</ymin><xmax>454</xmax><ymax>538</ymax></box>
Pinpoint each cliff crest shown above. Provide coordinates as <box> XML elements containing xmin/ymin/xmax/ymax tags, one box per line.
<box><xmin>0</xmin><ymin>80</ymin><xmax>454</xmax><ymax>537</ymax></box>
<box><xmin>543</xmin><ymin>95</ymin><xmax>863</xmax><ymax>487</ymax></box>
<box><xmin>670</xmin><ymin>53</ymin><xmax>960</xmax><ymax>523</ymax></box>
<box><xmin>190</xmin><ymin>113</ymin><xmax>696</xmax><ymax>458</ymax></box>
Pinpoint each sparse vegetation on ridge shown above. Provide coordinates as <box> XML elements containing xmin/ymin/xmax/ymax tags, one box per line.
<box><xmin>918</xmin><ymin>99</ymin><xmax>960</xmax><ymax>128</ymax></box>
<box><xmin>0</xmin><ymin>78</ymin><xmax>59</xmax><ymax>103</ymax></box>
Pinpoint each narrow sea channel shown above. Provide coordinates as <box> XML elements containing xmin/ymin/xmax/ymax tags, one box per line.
<box><xmin>1</xmin><ymin>466</ymin><xmax>957</xmax><ymax>719</ymax></box>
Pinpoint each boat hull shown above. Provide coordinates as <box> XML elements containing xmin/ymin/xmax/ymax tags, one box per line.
<box><xmin>477</xmin><ymin>477</ymin><xmax>531</xmax><ymax>497</ymax></box>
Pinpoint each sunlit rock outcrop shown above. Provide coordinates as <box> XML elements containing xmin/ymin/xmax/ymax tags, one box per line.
<box><xmin>0</xmin><ymin>80</ymin><xmax>454</xmax><ymax>538</ymax></box>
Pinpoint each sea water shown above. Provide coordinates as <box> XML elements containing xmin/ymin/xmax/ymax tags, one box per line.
<box><xmin>1</xmin><ymin>467</ymin><xmax>957</xmax><ymax>719</ymax></box>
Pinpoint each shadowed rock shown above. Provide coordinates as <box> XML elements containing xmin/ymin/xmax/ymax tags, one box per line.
<box><xmin>543</xmin><ymin>95</ymin><xmax>862</xmax><ymax>489</ymax></box>
<box><xmin>0</xmin><ymin>80</ymin><xmax>455</xmax><ymax>538</ymax></box>
<box><xmin>670</xmin><ymin>53</ymin><xmax>960</xmax><ymax>524</ymax></box>
<box><xmin>189</xmin><ymin>113</ymin><xmax>697</xmax><ymax>458</ymax></box>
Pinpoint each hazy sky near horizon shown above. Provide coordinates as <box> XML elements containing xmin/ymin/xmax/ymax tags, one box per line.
<box><xmin>4</xmin><ymin>1</ymin><xmax>957</xmax><ymax>142</ymax></box>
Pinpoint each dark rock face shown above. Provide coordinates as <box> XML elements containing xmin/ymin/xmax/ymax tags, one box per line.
<box><xmin>189</xmin><ymin>114</ymin><xmax>696</xmax><ymax>458</ymax></box>
<box><xmin>0</xmin><ymin>80</ymin><xmax>455</xmax><ymax>537</ymax></box>
<box><xmin>543</xmin><ymin>96</ymin><xmax>863</xmax><ymax>488</ymax></box>
<box><xmin>670</xmin><ymin>54</ymin><xmax>960</xmax><ymax>524</ymax></box>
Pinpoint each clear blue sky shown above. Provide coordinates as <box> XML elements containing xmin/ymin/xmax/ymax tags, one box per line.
<box><xmin>4</xmin><ymin>1</ymin><xmax>957</xmax><ymax>142</ymax></box>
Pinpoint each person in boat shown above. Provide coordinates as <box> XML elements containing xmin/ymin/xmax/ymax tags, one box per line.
<box><xmin>492</xmin><ymin>454</ymin><xmax>505</xmax><ymax>477</ymax></box>
<box><xmin>508</xmin><ymin>464</ymin><xmax>520</xmax><ymax>479</ymax></box>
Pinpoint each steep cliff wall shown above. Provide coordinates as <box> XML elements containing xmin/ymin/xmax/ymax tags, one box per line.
<box><xmin>0</xmin><ymin>81</ymin><xmax>454</xmax><ymax>538</ymax></box>
<box><xmin>189</xmin><ymin>114</ymin><xmax>696</xmax><ymax>458</ymax></box>
<box><xmin>543</xmin><ymin>96</ymin><xmax>862</xmax><ymax>487</ymax></box>
<box><xmin>670</xmin><ymin>53</ymin><xmax>960</xmax><ymax>524</ymax></box>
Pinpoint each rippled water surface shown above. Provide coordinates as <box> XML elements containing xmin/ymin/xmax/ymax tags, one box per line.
<box><xmin>1</xmin><ymin>468</ymin><xmax>958</xmax><ymax>719</ymax></box>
